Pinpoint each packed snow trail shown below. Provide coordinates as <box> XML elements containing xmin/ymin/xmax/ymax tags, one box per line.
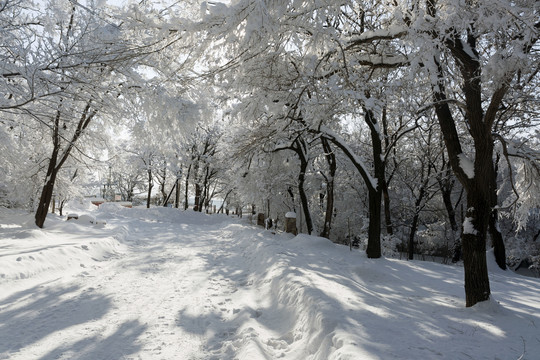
<box><xmin>0</xmin><ymin>209</ymin><xmax>267</xmax><ymax>359</ymax></box>
<box><xmin>1</xmin><ymin>205</ymin><xmax>540</xmax><ymax>360</ymax></box>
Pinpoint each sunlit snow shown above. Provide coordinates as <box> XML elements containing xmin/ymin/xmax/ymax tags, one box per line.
<box><xmin>1</xmin><ymin>204</ymin><xmax>539</xmax><ymax>360</ymax></box>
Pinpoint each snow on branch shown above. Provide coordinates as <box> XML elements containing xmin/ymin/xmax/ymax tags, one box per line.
<box><xmin>318</xmin><ymin>126</ymin><xmax>378</xmax><ymax>191</ymax></box>
<box><xmin>345</xmin><ymin>25</ymin><xmax>408</xmax><ymax>50</ymax></box>
<box><xmin>352</xmin><ymin>54</ymin><xmax>409</xmax><ymax>68</ymax></box>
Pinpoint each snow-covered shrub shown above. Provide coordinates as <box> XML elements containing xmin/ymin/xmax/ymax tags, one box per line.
<box><xmin>416</xmin><ymin>221</ymin><xmax>454</xmax><ymax>259</ymax></box>
<box><xmin>505</xmin><ymin>235</ymin><xmax>540</xmax><ymax>276</ymax></box>
<box><xmin>381</xmin><ymin>234</ymin><xmax>401</xmax><ymax>258</ymax></box>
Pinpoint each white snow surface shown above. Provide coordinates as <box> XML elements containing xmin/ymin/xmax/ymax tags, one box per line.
<box><xmin>285</xmin><ymin>211</ymin><xmax>297</xmax><ymax>219</ymax></box>
<box><xmin>1</xmin><ymin>206</ymin><xmax>540</xmax><ymax>360</ymax></box>
<box><xmin>458</xmin><ymin>153</ymin><xmax>475</xmax><ymax>179</ymax></box>
<box><xmin>462</xmin><ymin>217</ymin><xmax>478</xmax><ymax>235</ymax></box>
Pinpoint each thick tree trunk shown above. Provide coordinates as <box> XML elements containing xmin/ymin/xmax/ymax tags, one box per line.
<box><xmin>175</xmin><ymin>178</ymin><xmax>180</xmax><ymax>208</ymax></box>
<box><xmin>430</xmin><ymin>50</ymin><xmax>492</xmax><ymax>306</ymax></box>
<box><xmin>366</xmin><ymin>188</ymin><xmax>382</xmax><ymax>258</ymax></box>
<box><xmin>194</xmin><ymin>183</ymin><xmax>202</xmax><ymax>212</ymax></box>
<box><xmin>298</xmin><ymin>157</ymin><xmax>313</xmax><ymax>235</ymax></box>
<box><xmin>34</xmin><ymin>102</ymin><xmax>96</xmax><ymax>228</ymax></box>
<box><xmin>320</xmin><ymin>128</ymin><xmax>381</xmax><ymax>257</ymax></box>
<box><xmin>367</xmin><ymin>108</ymin><xmax>383</xmax><ymax>258</ymax></box>
<box><xmin>35</xmin><ymin>171</ymin><xmax>58</xmax><ymax>228</ymax></box>
<box><xmin>35</xmin><ymin>111</ymin><xmax>61</xmax><ymax>228</ymax></box>
<box><xmin>463</xmin><ymin>191</ymin><xmax>491</xmax><ymax>307</ymax></box>
<box><xmin>320</xmin><ymin>138</ymin><xmax>335</xmax><ymax>239</ymax></box>
<box><xmin>320</xmin><ymin>180</ymin><xmax>334</xmax><ymax>239</ymax></box>
<box><xmin>489</xmin><ymin>156</ymin><xmax>506</xmax><ymax>270</ymax></box>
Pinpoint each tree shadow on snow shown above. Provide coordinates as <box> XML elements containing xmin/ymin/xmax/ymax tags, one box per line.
<box><xmin>37</xmin><ymin>319</ymin><xmax>146</xmax><ymax>360</ymax></box>
<box><xmin>173</xmin><ymin>223</ymin><xmax>540</xmax><ymax>360</ymax></box>
<box><xmin>0</xmin><ymin>281</ymin><xmax>112</xmax><ymax>356</ymax></box>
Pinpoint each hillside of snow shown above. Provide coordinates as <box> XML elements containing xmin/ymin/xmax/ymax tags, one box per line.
<box><xmin>1</xmin><ymin>204</ymin><xmax>539</xmax><ymax>360</ymax></box>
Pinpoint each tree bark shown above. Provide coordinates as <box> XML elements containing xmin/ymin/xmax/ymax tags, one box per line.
<box><xmin>320</xmin><ymin>138</ymin><xmax>336</xmax><ymax>239</ymax></box>
<box><xmin>184</xmin><ymin>164</ymin><xmax>191</xmax><ymax>210</ymax></box>
<box><xmin>381</xmin><ymin>179</ymin><xmax>393</xmax><ymax>235</ymax></box>
<box><xmin>146</xmin><ymin>167</ymin><xmax>153</xmax><ymax>209</ymax></box>
<box><xmin>381</xmin><ymin>107</ymin><xmax>394</xmax><ymax>235</ymax></box>
<box><xmin>320</xmin><ymin>129</ymin><xmax>381</xmax><ymax>258</ymax></box>
<box><xmin>35</xmin><ymin>102</ymin><xmax>96</xmax><ymax>228</ymax></box>
<box><xmin>194</xmin><ymin>183</ymin><xmax>202</xmax><ymax>212</ymax></box>
<box><xmin>366</xmin><ymin>108</ymin><xmax>383</xmax><ymax>258</ymax></box>
<box><xmin>35</xmin><ymin>170</ymin><xmax>58</xmax><ymax>228</ymax></box>
<box><xmin>294</xmin><ymin>139</ymin><xmax>313</xmax><ymax>235</ymax></box>
<box><xmin>366</xmin><ymin>188</ymin><xmax>382</xmax><ymax>258</ymax></box>
<box><xmin>489</xmin><ymin>155</ymin><xmax>506</xmax><ymax>270</ymax></box>
<box><xmin>430</xmin><ymin>49</ymin><xmax>492</xmax><ymax>306</ymax></box>
<box><xmin>463</xmin><ymin>189</ymin><xmax>491</xmax><ymax>306</ymax></box>
<box><xmin>175</xmin><ymin>177</ymin><xmax>180</xmax><ymax>208</ymax></box>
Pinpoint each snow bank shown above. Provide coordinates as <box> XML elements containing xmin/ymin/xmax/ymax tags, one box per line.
<box><xmin>203</xmin><ymin>224</ymin><xmax>540</xmax><ymax>360</ymax></box>
<box><xmin>0</xmin><ymin>208</ymin><xmax>125</xmax><ymax>281</ymax></box>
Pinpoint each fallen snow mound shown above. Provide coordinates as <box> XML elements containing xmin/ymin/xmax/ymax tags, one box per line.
<box><xmin>0</xmin><ymin>208</ymin><xmax>124</xmax><ymax>281</ymax></box>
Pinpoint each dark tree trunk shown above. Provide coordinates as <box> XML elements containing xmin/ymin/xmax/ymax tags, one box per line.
<box><xmin>35</xmin><ymin>103</ymin><xmax>96</xmax><ymax>228</ymax></box>
<box><xmin>489</xmin><ymin>155</ymin><xmax>506</xmax><ymax>270</ymax></box>
<box><xmin>293</xmin><ymin>138</ymin><xmax>313</xmax><ymax>235</ymax></box>
<box><xmin>440</xmin><ymin>173</ymin><xmax>458</xmax><ymax>232</ymax></box>
<box><xmin>59</xmin><ymin>199</ymin><xmax>66</xmax><ymax>216</ymax></box>
<box><xmin>321</xmin><ymin>128</ymin><xmax>382</xmax><ymax>258</ymax></box>
<box><xmin>463</xmin><ymin>190</ymin><xmax>491</xmax><ymax>307</ymax></box>
<box><xmin>489</xmin><ymin>210</ymin><xmax>506</xmax><ymax>269</ymax></box>
<box><xmin>320</xmin><ymin>138</ymin><xmax>336</xmax><ymax>239</ymax></box>
<box><xmin>380</xmin><ymin>107</ymin><xmax>393</xmax><ymax>235</ymax></box>
<box><xmin>146</xmin><ymin>168</ymin><xmax>153</xmax><ymax>209</ymax></box>
<box><xmin>381</xmin><ymin>179</ymin><xmax>393</xmax><ymax>235</ymax></box>
<box><xmin>278</xmin><ymin>138</ymin><xmax>313</xmax><ymax>234</ymax></box>
<box><xmin>194</xmin><ymin>183</ymin><xmax>202</xmax><ymax>212</ymax></box>
<box><xmin>184</xmin><ymin>164</ymin><xmax>191</xmax><ymax>210</ymax></box>
<box><xmin>35</xmin><ymin>170</ymin><xmax>58</xmax><ymax>228</ymax></box>
<box><xmin>35</xmin><ymin>108</ymin><xmax>62</xmax><ymax>228</ymax></box>
<box><xmin>298</xmin><ymin>159</ymin><xmax>313</xmax><ymax>235</ymax></box>
<box><xmin>366</xmin><ymin>188</ymin><xmax>382</xmax><ymax>258</ymax></box>
<box><xmin>175</xmin><ymin>178</ymin><xmax>180</xmax><ymax>208</ymax></box>
<box><xmin>366</xmin><ymin>108</ymin><xmax>383</xmax><ymax>258</ymax></box>
<box><xmin>437</xmin><ymin>155</ymin><xmax>462</xmax><ymax>262</ymax></box>
<box><xmin>201</xmin><ymin>167</ymin><xmax>210</xmax><ymax>212</ymax></box>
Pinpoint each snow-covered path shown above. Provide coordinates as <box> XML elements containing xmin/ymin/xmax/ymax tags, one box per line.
<box><xmin>2</xmin><ymin>206</ymin><xmax>540</xmax><ymax>360</ymax></box>
<box><xmin>1</xmin><ymin>210</ymin><xmax>264</xmax><ymax>359</ymax></box>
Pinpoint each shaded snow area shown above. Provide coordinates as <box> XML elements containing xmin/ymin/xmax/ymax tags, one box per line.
<box><xmin>1</xmin><ymin>205</ymin><xmax>540</xmax><ymax>360</ymax></box>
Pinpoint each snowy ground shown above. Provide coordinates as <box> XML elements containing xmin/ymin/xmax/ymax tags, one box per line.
<box><xmin>1</xmin><ymin>204</ymin><xmax>539</xmax><ymax>360</ymax></box>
